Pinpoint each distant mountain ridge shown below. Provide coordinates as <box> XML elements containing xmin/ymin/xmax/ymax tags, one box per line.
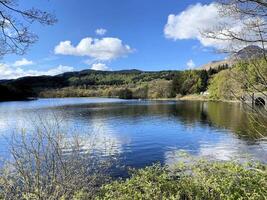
<box><xmin>200</xmin><ymin>45</ymin><xmax>266</xmax><ymax>70</ymax></box>
<box><xmin>1</xmin><ymin>45</ymin><xmax>264</xmax><ymax>101</ymax></box>
<box><xmin>230</xmin><ymin>45</ymin><xmax>266</xmax><ymax>60</ymax></box>
<box><xmin>0</xmin><ymin>68</ymin><xmax>181</xmax><ymax>98</ymax></box>
<box><xmin>0</xmin><ymin>58</ymin><xmax>235</xmax><ymax>101</ymax></box>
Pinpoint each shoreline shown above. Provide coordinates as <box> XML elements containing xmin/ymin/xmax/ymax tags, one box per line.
<box><xmin>0</xmin><ymin>95</ymin><xmax>241</xmax><ymax>104</ymax></box>
<box><xmin>148</xmin><ymin>94</ymin><xmax>240</xmax><ymax>104</ymax></box>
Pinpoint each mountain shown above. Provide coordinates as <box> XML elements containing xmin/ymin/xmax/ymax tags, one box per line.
<box><xmin>230</xmin><ymin>45</ymin><xmax>266</xmax><ymax>61</ymax></box>
<box><xmin>2</xmin><ymin>46</ymin><xmax>263</xmax><ymax>101</ymax></box>
<box><xmin>0</xmin><ymin>69</ymin><xmax>180</xmax><ymax>99</ymax></box>
<box><xmin>200</xmin><ymin>45</ymin><xmax>266</xmax><ymax>70</ymax></box>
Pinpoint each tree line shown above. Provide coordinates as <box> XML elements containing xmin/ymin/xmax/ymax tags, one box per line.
<box><xmin>0</xmin><ymin>65</ymin><xmax>230</xmax><ymax>101</ymax></box>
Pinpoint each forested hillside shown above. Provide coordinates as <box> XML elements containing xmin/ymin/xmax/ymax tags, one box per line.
<box><xmin>0</xmin><ymin>67</ymin><xmax>227</xmax><ymax>100</ymax></box>
<box><xmin>2</xmin><ymin>45</ymin><xmax>265</xmax><ymax>101</ymax></box>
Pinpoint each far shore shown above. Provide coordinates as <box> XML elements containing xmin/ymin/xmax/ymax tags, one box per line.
<box><xmin>0</xmin><ymin>94</ymin><xmax>241</xmax><ymax>104</ymax></box>
<box><xmin>149</xmin><ymin>94</ymin><xmax>240</xmax><ymax>103</ymax></box>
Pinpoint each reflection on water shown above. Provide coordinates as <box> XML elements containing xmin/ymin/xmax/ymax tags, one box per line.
<box><xmin>78</xmin><ymin>117</ymin><xmax>123</xmax><ymax>156</ymax></box>
<box><xmin>0</xmin><ymin>98</ymin><xmax>266</xmax><ymax>172</ymax></box>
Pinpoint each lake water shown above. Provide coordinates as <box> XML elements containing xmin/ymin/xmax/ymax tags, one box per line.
<box><xmin>0</xmin><ymin>98</ymin><xmax>266</xmax><ymax>174</ymax></box>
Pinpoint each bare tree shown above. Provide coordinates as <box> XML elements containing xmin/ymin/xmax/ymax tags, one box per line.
<box><xmin>0</xmin><ymin>0</ymin><xmax>57</xmax><ymax>56</ymax></box>
<box><xmin>219</xmin><ymin>0</ymin><xmax>267</xmax><ymax>17</ymax></box>
<box><xmin>203</xmin><ymin>0</ymin><xmax>267</xmax><ymax>54</ymax></box>
<box><xmin>203</xmin><ymin>0</ymin><xmax>267</xmax><ymax>137</ymax></box>
<box><xmin>0</xmin><ymin>116</ymin><xmax>116</xmax><ymax>199</ymax></box>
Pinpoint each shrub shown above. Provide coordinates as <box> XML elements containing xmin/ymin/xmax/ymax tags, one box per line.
<box><xmin>98</xmin><ymin>160</ymin><xmax>267</xmax><ymax>200</ymax></box>
<box><xmin>118</xmin><ymin>88</ymin><xmax>133</xmax><ymax>99</ymax></box>
<box><xmin>132</xmin><ymin>85</ymin><xmax>148</xmax><ymax>99</ymax></box>
<box><xmin>0</xmin><ymin>119</ymin><xmax>114</xmax><ymax>200</ymax></box>
<box><xmin>208</xmin><ymin>69</ymin><xmax>243</xmax><ymax>100</ymax></box>
<box><xmin>0</xmin><ymin>84</ymin><xmax>30</xmax><ymax>101</ymax></box>
<box><xmin>147</xmin><ymin>80</ymin><xmax>173</xmax><ymax>99</ymax></box>
<box><xmin>172</xmin><ymin>70</ymin><xmax>208</xmax><ymax>96</ymax></box>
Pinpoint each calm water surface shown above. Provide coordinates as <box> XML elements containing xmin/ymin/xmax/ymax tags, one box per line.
<box><xmin>0</xmin><ymin>98</ymin><xmax>266</xmax><ymax>173</ymax></box>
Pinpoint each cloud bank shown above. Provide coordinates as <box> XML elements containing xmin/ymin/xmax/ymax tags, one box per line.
<box><xmin>0</xmin><ymin>63</ymin><xmax>74</xmax><ymax>80</ymax></box>
<box><xmin>91</xmin><ymin>63</ymin><xmax>110</xmax><ymax>71</ymax></box>
<box><xmin>164</xmin><ymin>3</ymin><xmax>254</xmax><ymax>49</ymax></box>
<box><xmin>13</xmin><ymin>58</ymin><xmax>34</xmax><ymax>67</ymax></box>
<box><xmin>54</xmin><ymin>37</ymin><xmax>133</xmax><ymax>61</ymax></box>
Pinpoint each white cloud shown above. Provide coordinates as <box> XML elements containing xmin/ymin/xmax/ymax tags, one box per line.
<box><xmin>186</xmin><ymin>59</ymin><xmax>196</xmax><ymax>69</ymax></box>
<box><xmin>83</xmin><ymin>59</ymin><xmax>95</xmax><ymax>65</ymax></box>
<box><xmin>54</xmin><ymin>37</ymin><xmax>133</xmax><ymax>61</ymax></box>
<box><xmin>91</xmin><ymin>63</ymin><xmax>110</xmax><ymax>71</ymax></box>
<box><xmin>95</xmin><ymin>28</ymin><xmax>107</xmax><ymax>36</ymax></box>
<box><xmin>164</xmin><ymin>3</ymin><xmax>252</xmax><ymax>49</ymax></box>
<box><xmin>44</xmin><ymin>65</ymin><xmax>74</xmax><ymax>76</ymax></box>
<box><xmin>0</xmin><ymin>63</ymin><xmax>74</xmax><ymax>79</ymax></box>
<box><xmin>13</xmin><ymin>58</ymin><xmax>34</xmax><ymax>67</ymax></box>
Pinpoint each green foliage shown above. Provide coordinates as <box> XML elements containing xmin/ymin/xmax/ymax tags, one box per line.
<box><xmin>207</xmin><ymin>58</ymin><xmax>267</xmax><ymax>101</ymax></box>
<box><xmin>208</xmin><ymin>69</ymin><xmax>242</xmax><ymax>100</ymax></box>
<box><xmin>118</xmin><ymin>88</ymin><xmax>133</xmax><ymax>99</ymax></box>
<box><xmin>38</xmin><ymin>68</ymin><xmax>228</xmax><ymax>99</ymax></box>
<box><xmin>1</xmin><ymin>67</ymin><xmax>230</xmax><ymax>100</ymax></box>
<box><xmin>57</xmin><ymin>70</ymin><xmax>175</xmax><ymax>88</ymax></box>
<box><xmin>132</xmin><ymin>84</ymin><xmax>149</xmax><ymax>99</ymax></box>
<box><xmin>0</xmin><ymin>85</ymin><xmax>30</xmax><ymax>101</ymax></box>
<box><xmin>207</xmin><ymin>64</ymin><xmax>229</xmax><ymax>76</ymax></box>
<box><xmin>147</xmin><ymin>80</ymin><xmax>173</xmax><ymax>98</ymax></box>
<box><xmin>39</xmin><ymin>79</ymin><xmax>175</xmax><ymax>99</ymax></box>
<box><xmin>199</xmin><ymin>69</ymin><xmax>209</xmax><ymax>92</ymax></box>
<box><xmin>234</xmin><ymin>58</ymin><xmax>267</xmax><ymax>93</ymax></box>
<box><xmin>172</xmin><ymin>70</ymin><xmax>209</xmax><ymax>95</ymax></box>
<box><xmin>98</xmin><ymin>160</ymin><xmax>267</xmax><ymax>200</ymax></box>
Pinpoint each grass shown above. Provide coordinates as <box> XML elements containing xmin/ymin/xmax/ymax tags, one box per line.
<box><xmin>178</xmin><ymin>94</ymin><xmax>209</xmax><ymax>101</ymax></box>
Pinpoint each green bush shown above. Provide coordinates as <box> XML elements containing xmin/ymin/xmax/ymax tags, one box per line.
<box><xmin>132</xmin><ymin>85</ymin><xmax>148</xmax><ymax>99</ymax></box>
<box><xmin>147</xmin><ymin>79</ymin><xmax>173</xmax><ymax>98</ymax></box>
<box><xmin>98</xmin><ymin>160</ymin><xmax>267</xmax><ymax>200</ymax></box>
<box><xmin>0</xmin><ymin>84</ymin><xmax>30</xmax><ymax>101</ymax></box>
<box><xmin>172</xmin><ymin>70</ymin><xmax>209</xmax><ymax>96</ymax></box>
<box><xmin>118</xmin><ymin>88</ymin><xmax>133</xmax><ymax>99</ymax></box>
<box><xmin>208</xmin><ymin>69</ymin><xmax>242</xmax><ymax>100</ymax></box>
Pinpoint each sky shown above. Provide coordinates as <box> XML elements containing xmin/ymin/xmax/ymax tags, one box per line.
<box><xmin>0</xmin><ymin>0</ymin><xmax>230</xmax><ymax>79</ymax></box>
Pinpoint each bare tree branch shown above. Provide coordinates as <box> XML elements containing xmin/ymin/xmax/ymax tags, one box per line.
<box><xmin>0</xmin><ymin>0</ymin><xmax>57</xmax><ymax>57</ymax></box>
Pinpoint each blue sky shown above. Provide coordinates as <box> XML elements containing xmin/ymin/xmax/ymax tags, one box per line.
<box><xmin>0</xmin><ymin>0</ymin><xmax>228</xmax><ymax>79</ymax></box>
